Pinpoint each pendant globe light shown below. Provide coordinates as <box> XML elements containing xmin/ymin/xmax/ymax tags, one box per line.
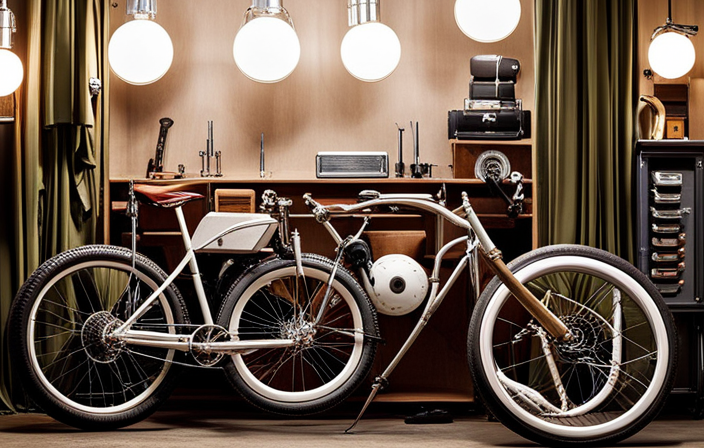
<box><xmin>0</xmin><ymin>0</ymin><xmax>23</xmax><ymax>96</ymax></box>
<box><xmin>341</xmin><ymin>0</ymin><xmax>401</xmax><ymax>82</ymax></box>
<box><xmin>108</xmin><ymin>0</ymin><xmax>174</xmax><ymax>86</ymax></box>
<box><xmin>233</xmin><ymin>0</ymin><xmax>301</xmax><ymax>83</ymax></box>
<box><xmin>648</xmin><ymin>0</ymin><xmax>698</xmax><ymax>79</ymax></box>
<box><xmin>454</xmin><ymin>0</ymin><xmax>521</xmax><ymax>43</ymax></box>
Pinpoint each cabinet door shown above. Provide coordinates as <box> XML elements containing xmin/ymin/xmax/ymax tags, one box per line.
<box><xmin>637</xmin><ymin>149</ymin><xmax>703</xmax><ymax>306</ymax></box>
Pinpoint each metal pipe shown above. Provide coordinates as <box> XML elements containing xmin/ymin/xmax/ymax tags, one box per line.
<box><xmin>0</xmin><ymin>0</ymin><xmax>15</xmax><ymax>50</ymax></box>
<box><xmin>115</xmin><ymin>248</ymin><xmax>194</xmax><ymax>333</ymax></box>
<box><xmin>127</xmin><ymin>0</ymin><xmax>157</xmax><ymax>18</ymax></box>
<box><xmin>175</xmin><ymin>206</ymin><xmax>214</xmax><ymax>325</ymax></box>
<box><xmin>260</xmin><ymin>133</ymin><xmax>265</xmax><ymax>178</ymax></box>
<box><xmin>348</xmin><ymin>0</ymin><xmax>380</xmax><ymax>26</ymax></box>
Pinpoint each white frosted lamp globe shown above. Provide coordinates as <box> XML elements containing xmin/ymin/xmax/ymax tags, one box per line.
<box><xmin>648</xmin><ymin>32</ymin><xmax>696</xmax><ymax>79</ymax></box>
<box><xmin>341</xmin><ymin>22</ymin><xmax>401</xmax><ymax>82</ymax></box>
<box><xmin>108</xmin><ymin>19</ymin><xmax>174</xmax><ymax>85</ymax></box>
<box><xmin>0</xmin><ymin>49</ymin><xmax>23</xmax><ymax>96</ymax></box>
<box><xmin>233</xmin><ymin>17</ymin><xmax>301</xmax><ymax>83</ymax></box>
<box><xmin>454</xmin><ymin>0</ymin><xmax>521</xmax><ymax>43</ymax></box>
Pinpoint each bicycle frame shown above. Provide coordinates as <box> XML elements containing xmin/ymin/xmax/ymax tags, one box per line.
<box><xmin>301</xmin><ymin>191</ymin><xmax>623</xmax><ymax>430</ymax></box>
<box><xmin>111</xmin><ymin>206</ymin><xmax>297</xmax><ymax>355</ymax></box>
<box><xmin>107</xmin><ymin>186</ymin><xmax>622</xmax><ymax>426</ymax></box>
<box><xmin>305</xmin><ymin>192</ymin><xmax>570</xmax><ymax>340</ymax></box>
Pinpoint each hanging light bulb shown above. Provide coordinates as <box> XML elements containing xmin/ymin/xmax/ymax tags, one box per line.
<box><xmin>108</xmin><ymin>0</ymin><xmax>173</xmax><ymax>86</ymax></box>
<box><xmin>341</xmin><ymin>0</ymin><xmax>401</xmax><ymax>82</ymax></box>
<box><xmin>454</xmin><ymin>0</ymin><xmax>521</xmax><ymax>43</ymax></box>
<box><xmin>0</xmin><ymin>0</ymin><xmax>23</xmax><ymax>96</ymax></box>
<box><xmin>233</xmin><ymin>0</ymin><xmax>301</xmax><ymax>83</ymax></box>
<box><xmin>648</xmin><ymin>0</ymin><xmax>698</xmax><ymax>79</ymax></box>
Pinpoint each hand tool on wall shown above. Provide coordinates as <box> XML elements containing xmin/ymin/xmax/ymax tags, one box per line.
<box><xmin>408</xmin><ymin>121</ymin><xmax>436</xmax><ymax>178</ymax></box>
<box><xmin>200</xmin><ymin>121</ymin><xmax>216</xmax><ymax>177</ymax></box>
<box><xmin>410</xmin><ymin>121</ymin><xmax>422</xmax><ymax>178</ymax></box>
<box><xmin>260</xmin><ymin>133</ymin><xmax>265</xmax><ymax>179</ymax></box>
<box><xmin>395</xmin><ymin>123</ymin><xmax>405</xmax><ymax>177</ymax></box>
<box><xmin>146</xmin><ymin>117</ymin><xmax>174</xmax><ymax>178</ymax></box>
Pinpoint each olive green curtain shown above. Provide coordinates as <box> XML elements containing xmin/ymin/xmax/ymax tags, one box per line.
<box><xmin>534</xmin><ymin>0</ymin><xmax>637</xmax><ymax>260</ymax></box>
<box><xmin>0</xmin><ymin>0</ymin><xmax>109</xmax><ymax>411</ymax></box>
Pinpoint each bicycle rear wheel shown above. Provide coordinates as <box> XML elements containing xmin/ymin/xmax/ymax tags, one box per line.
<box><xmin>468</xmin><ymin>245</ymin><xmax>676</xmax><ymax>446</ymax></box>
<box><xmin>218</xmin><ymin>254</ymin><xmax>378</xmax><ymax>415</ymax></box>
<box><xmin>9</xmin><ymin>245</ymin><xmax>189</xmax><ymax>430</ymax></box>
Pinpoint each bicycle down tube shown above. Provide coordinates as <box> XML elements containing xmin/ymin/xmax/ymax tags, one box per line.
<box><xmin>112</xmin><ymin>205</ymin><xmax>296</xmax><ymax>353</ymax></box>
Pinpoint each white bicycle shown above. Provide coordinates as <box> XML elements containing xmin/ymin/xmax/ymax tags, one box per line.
<box><xmin>8</xmin><ymin>181</ymin><xmax>676</xmax><ymax>446</ymax></box>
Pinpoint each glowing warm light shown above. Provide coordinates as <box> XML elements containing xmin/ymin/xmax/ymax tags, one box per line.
<box><xmin>233</xmin><ymin>17</ymin><xmax>301</xmax><ymax>83</ymax></box>
<box><xmin>648</xmin><ymin>31</ymin><xmax>696</xmax><ymax>79</ymax></box>
<box><xmin>108</xmin><ymin>19</ymin><xmax>174</xmax><ymax>85</ymax></box>
<box><xmin>454</xmin><ymin>0</ymin><xmax>521</xmax><ymax>43</ymax></box>
<box><xmin>341</xmin><ymin>22</ymin><xmax>401</xmax><ymax>82</ymax></box>
<box><xmin>0</xmin><ymin>48</ymin><xmax>23</xmax><ymax>96</ymax></box>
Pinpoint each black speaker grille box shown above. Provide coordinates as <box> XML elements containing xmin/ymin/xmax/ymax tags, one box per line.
<box><xmin>316</xmin><ymin>152</ymin><xmax>389</xmax><ymax>178</ymax></box>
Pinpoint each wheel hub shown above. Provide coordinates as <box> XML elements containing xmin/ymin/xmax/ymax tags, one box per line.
<box><xmin>81</xmin><ymin>311</ymin><xmax>126</xmax><ymax>363</ymax></box>
<box><xmin>555</xmin><ymin>314</ymin><xmax>608</xmax><ymax>363</ymax></box>
<box><xmin>280</xmin><ymin>320</ymin><xmax>317</xmax><ymax>348</ymax></box>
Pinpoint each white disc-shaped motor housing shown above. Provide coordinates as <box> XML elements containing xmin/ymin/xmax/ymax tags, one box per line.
<box><xmin>369</xmin><ymin>254</ymin><xmax>428</xmax><ymax>316</ymax></box>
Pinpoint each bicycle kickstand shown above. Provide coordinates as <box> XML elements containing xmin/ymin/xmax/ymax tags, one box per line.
<box><xmin>345</xmin><ymin>376</ymin><xmax>389</xmax><ymax>433</ymax></box>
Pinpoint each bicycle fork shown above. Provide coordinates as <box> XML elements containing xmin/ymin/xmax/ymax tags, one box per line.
<box><xmin>346</xmin><ymin>195</ymin><xmax>572</xmax><ymax>432</ymax></box>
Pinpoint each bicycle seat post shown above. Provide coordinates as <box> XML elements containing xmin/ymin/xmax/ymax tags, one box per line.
<box><xmin>127</xmin><ymin>180</ymin><xmax>139</xmax><ymax>270</ymax></box>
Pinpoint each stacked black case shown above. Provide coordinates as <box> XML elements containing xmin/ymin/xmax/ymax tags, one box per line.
<box><xmin>448</xmin><ymin>55</ymin><xmax>530</xmax><ymax>140</ymax></box>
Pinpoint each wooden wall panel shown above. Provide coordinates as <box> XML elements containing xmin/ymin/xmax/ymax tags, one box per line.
<box><xmin>638</xmin><ymin>0</ymin><xmax>704</xmax><ymax>139</ymax></box>
<box><xmin>108</xmin><ymin>0</ymin><xmax>535</xmax><ymax>180</ymax></box>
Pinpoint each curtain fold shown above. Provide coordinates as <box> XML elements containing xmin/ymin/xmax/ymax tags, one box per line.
<box><xmin>535</xmin><ymin>0</ymin><xmax>636</xmax><ymax>260</ymax></box>
<box><xmin>0</xmin><ymin>0</ymin><xmax>108</xmax><ymax>410</ymax></box>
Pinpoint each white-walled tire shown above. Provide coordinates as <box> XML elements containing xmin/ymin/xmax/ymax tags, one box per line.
<box><xmin>8</xmin><ymin>245</ymin><xmax>189</xmax><ymax>430</ymax></box>
<box><xmin>218</xmin><ymin>255</ymin><xmax>378</xmax><ymax>415</ymax></box>
<box><xmin>468</xmin><ymin>245</ymin><xmax>676</xmax><ymax>446</ymax></box>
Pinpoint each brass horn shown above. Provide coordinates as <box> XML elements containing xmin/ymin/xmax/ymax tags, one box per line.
<box><xmin>639</xmin><ymin>95</ymin><xmax>666</xmax><ymax>140</ymax></box>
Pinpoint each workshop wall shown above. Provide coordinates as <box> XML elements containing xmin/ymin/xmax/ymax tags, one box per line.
<box><xmin>638</xmin><ymin>0</ymin><xmax>704</xmax><ymax>139</ymax></box>
<box><xmin>108</xmin><ymin>0</ymin><xmax>535</xmax><ymax>179</ymax></box>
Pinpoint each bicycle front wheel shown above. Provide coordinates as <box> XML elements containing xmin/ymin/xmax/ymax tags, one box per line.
<box><xmin>8</xmin><ymin>245</ymin><xmax>189</xmax><ymax>430</ymax></box>
<box><xmin>217</xmin><ymin>254</ymin><xmax>378</xmax><ymax>415</ymax></box>
<box><xmin>468</xmin><ymin>245</ymin><xmax>676</xmax><ymax>446</ymax></box>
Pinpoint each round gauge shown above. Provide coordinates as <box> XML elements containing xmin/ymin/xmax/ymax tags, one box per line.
<box><xmin>474</xmin><ymin>150</ymin><xmax>511</xmax><ymax>182</ymax></box>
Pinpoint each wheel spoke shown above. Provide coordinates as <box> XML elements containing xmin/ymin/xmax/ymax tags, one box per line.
<box><xmin>24</xmin><ymin>255</ymin><xmax>178</xmax><ymax>418</ymax></box>
<box><xmin>227</xmin><ymin>259</ymin><xmax>374</xmax><ymax>408</ymax></box>
<box><xmin>478</xmin><ymin>252</ymin><xmax>671</xmax><ymax>442</ymax></box>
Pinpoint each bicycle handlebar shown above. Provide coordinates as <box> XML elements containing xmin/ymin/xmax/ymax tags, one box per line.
<box><xmin>303</xmin><ymin>193</ymin><xmax>330</xmax><ymax>223</ymax></box>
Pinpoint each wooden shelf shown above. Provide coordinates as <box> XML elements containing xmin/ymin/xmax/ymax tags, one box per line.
<box><xmin>449</xmin><ymin>138</ymin><xmax>532</xmax><ymax>146</ymax></box>
<box><xmin>372</xmin><ymin>391</ymin><xmax>473</xmax><ymax>403</ymax></box>
<box><xmin>110</xmin><ymin>176</ymin><xmax>529</xmax><ymax>185</ymax></box>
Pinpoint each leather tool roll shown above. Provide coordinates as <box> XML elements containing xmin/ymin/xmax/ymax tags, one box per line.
<box><xmin>470</xmin><ymin>55</ymin><xmax>520</xmax><ymax>82</ymax></box>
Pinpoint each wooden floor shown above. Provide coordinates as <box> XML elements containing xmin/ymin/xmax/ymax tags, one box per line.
<box><xmin>1</xmin><ymin>402</ymin><xmax>704</xmax><ymax>448</ymax></box>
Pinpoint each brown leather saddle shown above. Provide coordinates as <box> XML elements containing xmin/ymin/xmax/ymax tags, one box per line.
<box><xmin>133</xmin><ymin>183</ymin><xmax>204</xmax><ymax>208</ymax></box>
